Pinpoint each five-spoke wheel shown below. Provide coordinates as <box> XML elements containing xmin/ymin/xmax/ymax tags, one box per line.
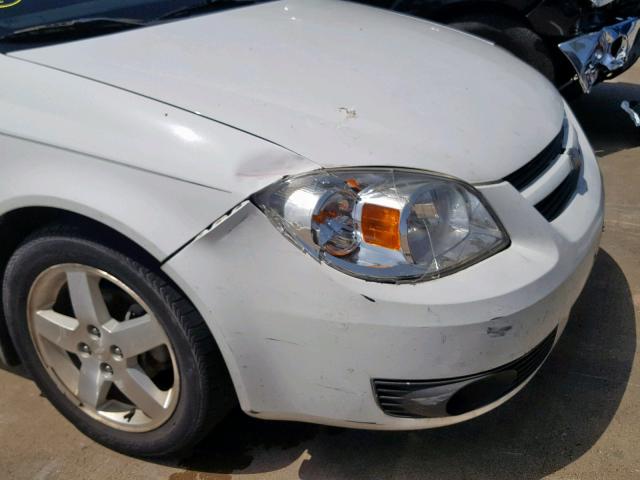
<box><xmin>3</xmin><ymin>227</ymin><xmax>234</xmax><ymax>456</ymax></box>
<box><xmin>28</xmin><ymin>264</ymin><xmax>179</xmax><ymax>431</ymax></box>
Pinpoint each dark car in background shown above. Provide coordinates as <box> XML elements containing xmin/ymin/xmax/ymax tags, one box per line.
<box><xmin>359</xmin><ymin>0</ymin><xmax>640</xmax><ymax>94</ymax></box>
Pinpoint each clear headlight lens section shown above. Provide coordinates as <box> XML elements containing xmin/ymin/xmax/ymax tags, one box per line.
<box><xmin>253</xmin><ymin>168</ymin><xmax>509</xmax><ymax>283</ymax></box>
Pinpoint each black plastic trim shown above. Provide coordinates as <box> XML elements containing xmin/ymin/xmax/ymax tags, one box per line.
<box><xmin>534</xmin><ymin>167</ymin><xmax>580</xmax><ymax>222</ymax></box>
<box><xmin>372</xmin><ymin>327</ymin><xmax>557</xmax><ymax>418</ymax></box>
<box><xmin>505</xmin><ymin>126</ymin><xmax>565</xmax><ymax>191</ymax></box>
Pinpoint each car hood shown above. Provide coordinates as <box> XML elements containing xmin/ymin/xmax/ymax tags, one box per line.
<box><xmin>11</xmin><ymin>0</ymin><xmax>565</xmax><ymax>184</ymax></box>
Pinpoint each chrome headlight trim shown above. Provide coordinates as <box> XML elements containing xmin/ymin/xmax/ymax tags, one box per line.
<box><xmin>252</xmin><ymin>167</ymin><xmax>510</xmax><ymax>284</ymax></box>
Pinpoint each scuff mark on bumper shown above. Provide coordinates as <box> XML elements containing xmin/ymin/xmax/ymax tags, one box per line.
<box><xmin>487</xmin><ymin>325</ymin><xmax>513</xmax><ymax>338</ymax></box>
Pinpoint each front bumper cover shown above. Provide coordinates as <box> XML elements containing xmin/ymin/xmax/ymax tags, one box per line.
<box><xmin>163</xmin><ymin>106</ymin><xmax>604</xmax><ymax>429</ymax></box>
<box><xmin>559</xmin><ymin>17</ymin><xmax>640</xmax><ymax>93</ymax></box>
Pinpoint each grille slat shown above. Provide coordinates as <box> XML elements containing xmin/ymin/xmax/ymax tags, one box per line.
<box><xmin>375</xmin><ymin>380</ymin><xmax>456</xmax><ymax>389</ymax></box>
<box><xmin>503</xmin><ymin>123</ymin><xmax>580</xmax><ymax>222</ymax></box>
<box><xmin>373</xmin><ymin>328</ymin><xmax>557</xmax><ymax>419</ymax></box>
<box><xmin>534</xmin><ymin>169</ymin><xmax>580</xmax><ymax>222</ymax></box>
<box><xmin>505</xmin><ymin>128</ymin><xmax>565</xmax><ymax>191</ymax></box>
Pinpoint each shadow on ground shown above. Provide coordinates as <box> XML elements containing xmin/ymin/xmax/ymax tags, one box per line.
<box><xmin>166</xmin><ymin>249</ymin><xmax>635</xmax><ymax>480</ymax></box>
<box><xmin>0</xmin><ymin>360</ymin><xmax>28</xmax><ymax>378</ymax></box>
<box><xmin>571</xmin><ymin>82</ymin><xmax>640</xmax><ymax>156</ymax></box>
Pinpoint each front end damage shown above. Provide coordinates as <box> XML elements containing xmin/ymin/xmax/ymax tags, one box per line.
<box><xmin>162</xmin><ymin>105</ymin><xmax>604</xmax><ymax>429</ymax></box>
<box><xmin>559</xmin><ymin>17</ymin><xmax>640</xmax><ymax>93</ymax></box>
<box><xmin>552</xmin><ymin>2</ymin><xmax>640</xmax><ymax>127</ymax></box>
<box><xmin>527</xmin><ymin>0</ymin><xmax>640</xmax><ymax>93</ymax></box>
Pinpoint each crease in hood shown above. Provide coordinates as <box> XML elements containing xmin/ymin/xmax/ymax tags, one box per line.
<box><xmin>10</xmin><ymin>0</ymin><xmax>566</xmax><ymax>183</ymax></box>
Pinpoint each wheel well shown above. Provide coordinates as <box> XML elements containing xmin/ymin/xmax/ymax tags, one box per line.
<box><xmin>0</xmin><ymin>206</ymin><xmax>236</xmax><ymax>408</ymax></box>
<box><xmin>0</xmin><ymin>207</ymin><xmax>162</xmax><ymax>365</ymax></box>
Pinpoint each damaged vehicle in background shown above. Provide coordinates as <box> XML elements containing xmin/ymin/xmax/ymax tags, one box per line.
<box><xmin>360</xmin><ymin>0</ymin><xmax>640</xmax><ymax>94</ymax></box>
<box><xmin>1</xmin><ymin>0</ymin><xmax>603</xmax><ymax>457</ymax></box>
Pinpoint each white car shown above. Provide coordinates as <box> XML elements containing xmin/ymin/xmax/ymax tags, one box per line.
<box><xmin>0</xmin><ymin>0</ymin><xmax>603</xmax><ymax>457</ymax></box>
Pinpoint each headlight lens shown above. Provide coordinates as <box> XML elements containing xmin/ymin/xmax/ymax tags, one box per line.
<box><xmin>253</xmin><ymin>168</ymin><xmax>509</xmax><ymax>283</ymax></box>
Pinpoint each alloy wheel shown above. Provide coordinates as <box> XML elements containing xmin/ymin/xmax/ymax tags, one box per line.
<box><xmin>26</xmin><ymin>264</ymin><xmax>179</xmax><ymax>432</ymax></box>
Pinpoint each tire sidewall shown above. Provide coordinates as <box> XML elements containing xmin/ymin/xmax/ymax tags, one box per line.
<box><xmin>3</xmin><ymin>234</ymin><xmax>207</xmax><ymax>457</ymax></box>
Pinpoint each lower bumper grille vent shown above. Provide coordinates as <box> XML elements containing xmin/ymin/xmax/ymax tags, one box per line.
<box><xmin>372</xmin><ymin>328</ymin><xmax>557</xmax><ymax>419</ymax></box>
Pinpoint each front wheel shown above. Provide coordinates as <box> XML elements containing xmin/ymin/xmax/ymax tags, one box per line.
<box><xmin>3</xmin><ymin>226</ymin><xmax>234</xmax><ymax>457</ymax></box>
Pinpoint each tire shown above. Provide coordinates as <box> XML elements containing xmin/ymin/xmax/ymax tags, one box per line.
<box><xmin>449</xmin><ymin>15</ymin><xmax>557</xmax><ymax>83</ymax></box>
<box><xmin>2</xmin><ymin>225</ymin><xmax>235</xmax><ymax>457</ymax></box>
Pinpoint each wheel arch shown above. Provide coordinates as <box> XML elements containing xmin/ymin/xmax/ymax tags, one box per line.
<box><xmin>0</xmin><ymin>206</ymin><xmax>163</xmax><ymax>365</ymax></box>
<box><xmin>0</xmin><ymin>205</ymin><xmax>233</xmax><ymax>398</ymax></box>
<box><xmin>0</xmin><ymin>135</ymin><xmax>245</xmax><ymax>412</ymax></box>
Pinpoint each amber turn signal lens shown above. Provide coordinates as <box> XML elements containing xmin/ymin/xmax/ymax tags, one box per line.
<box><xmin>361</xmin><ymin>204</ymin><xmax>401</xmax><ymax>250</ymax></box>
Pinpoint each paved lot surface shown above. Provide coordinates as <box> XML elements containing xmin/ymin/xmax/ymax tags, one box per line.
<box><xmin>1</xmin><ymin>66</ymin><xmax>639</xmax><ymax>480</ymax></box>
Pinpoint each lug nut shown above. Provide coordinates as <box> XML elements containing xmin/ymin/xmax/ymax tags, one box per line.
<box><xmin>111</xmin><ymin>346</ymin><xmax>123</xmax><ymax>359</ymax></box>
<box><xmin>101</xmin><ymin>363</ymin><xmax>114</xmax><ymax>375</ymax></box>
<box><xmin>87</xmin><ymin>325</ymin><xmax>101</xmax><ymax>337</ymax></box>
<box><xmin>78</xmin><ymin>343</ymin><xmax>91</xmax><ymax>355</ymax></box>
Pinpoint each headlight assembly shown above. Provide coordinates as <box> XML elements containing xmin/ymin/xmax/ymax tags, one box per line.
<box><xmin>252</xmin><ymin>168</ymin><xmax>509</xmax><ymax>283</ymax></box>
